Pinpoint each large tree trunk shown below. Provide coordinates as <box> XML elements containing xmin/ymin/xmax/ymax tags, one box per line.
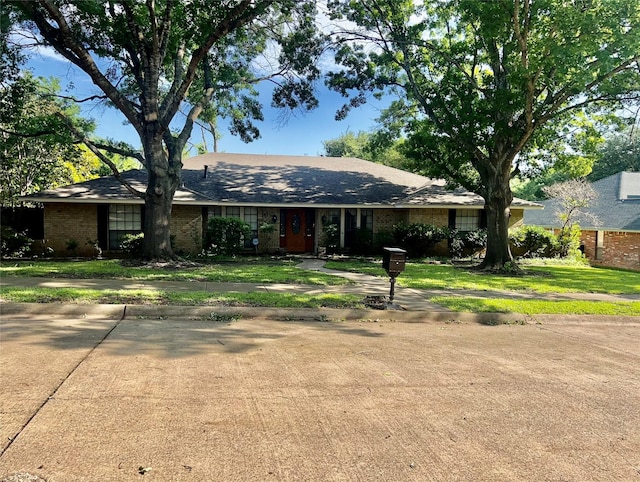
<box><xmin>477</xmin><ymin>159</ymin><xmax>517</xmax><ymax>271</ymax></box>
<box><xmin>141</xmin><ymin>136</ymin><xmax>180</xmax><ymax>260</ymax></box>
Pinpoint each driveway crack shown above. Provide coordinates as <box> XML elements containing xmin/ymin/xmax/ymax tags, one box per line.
<box><xmin>1</xmin><ymin>306</ymin><xmax>127</xmax><ymax>457</ymax></box>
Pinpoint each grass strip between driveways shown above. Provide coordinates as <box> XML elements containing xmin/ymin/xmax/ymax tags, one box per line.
<box><xmin>431</xmin><ymin>296</ymin><xmax>640</xmax><ymax>316</ymax></box>
<box><xmin>0</xmin><ymin>287</ymin><xmax>363</xmax><ymax>309</ymax></box>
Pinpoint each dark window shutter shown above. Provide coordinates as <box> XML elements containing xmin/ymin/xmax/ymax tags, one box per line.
<box><xmin>480</xmin><ymin>209</ymin><xmax>487</xmax><ymax>229</ymax></box>
<box><xmin>97</xmin><ymin>204</ymin><xmax>108</xmax><ymax>249</ymax></box>
<box><xmin>448</xmin><ymin>209</ymin><xmax>456</xmax><ymax>229</ymax></box>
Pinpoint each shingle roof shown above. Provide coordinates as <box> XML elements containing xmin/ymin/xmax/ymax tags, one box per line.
<box><xmin>24</xmin><ymin>152</ymin><xmax>541</xmax><ymax>209</ymax></box>
<box><xmin>524</xmin><ymin>171</ymin><xmax>640</xmax><ymax>232</ymax></box>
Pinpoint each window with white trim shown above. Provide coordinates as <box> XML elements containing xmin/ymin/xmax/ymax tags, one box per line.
<box><xmin>109</xmin><ymin>204</ymin><xmax>142</xmax><ymax>249</ymax></box>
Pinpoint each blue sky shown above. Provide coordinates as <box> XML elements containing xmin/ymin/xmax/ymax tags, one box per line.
<box><xmin>26</xmin><ymin>50</ymin><xmax>390</xmax><ymax>157</ymax></box>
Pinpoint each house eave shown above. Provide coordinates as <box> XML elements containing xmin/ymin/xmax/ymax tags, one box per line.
<box><xmin>21</xmin><ymin>196</ymin><xmax>542</xmax><ymax>211</ymax></box>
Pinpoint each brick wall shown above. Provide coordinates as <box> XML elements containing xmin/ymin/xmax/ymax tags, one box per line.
<box><xmin>581</xmin><ymin>230</ymin><xmax>640</xmax><ymax>271</ymax></box>
<box><xmin>408</xmin><ymin>208</ymin><xmax>449</xmax><ymax>227</ymax></box>
<box><xmin>170</xmin><ymin>205</ymin><xmax>203</xmax><ymax>255</ymax></box>
<box><xmin>373</xmin><ymin>208</ymin><xmax>409</xmax><ymax>233</ymax></box>
<box><xmin>43</xmin><ymin>203</ymin><xmax>98</xmax><ymax>257</ymax></box>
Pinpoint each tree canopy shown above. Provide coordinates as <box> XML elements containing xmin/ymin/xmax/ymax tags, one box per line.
<box><xmin>588</xmin><ymin>132</ymin><xmax>640</xmax><ymax>181</ymax></box>
<box><xmin>8</xmin><ymin>0</ymin><xmax>325</xmax><ymax>259</ymax></box>
<box><xmin>328</xmin><ymin>0</ymin><xmax>640</xmax><ymax>269</ymax></box>
<box><xmin>0</xmin><ymin>74</ymin><xmax>100</xmax><ymax>206</ymax></box>
<box><xmin>322</xmin><ymin>130</ymin><xmax>407</xmax><ymax>168</ymax></box>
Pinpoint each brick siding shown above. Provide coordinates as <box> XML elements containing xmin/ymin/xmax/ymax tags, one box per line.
<box><xmin>581</xmin><ymin>230</ymin><xmax>640</xmax><ymax>271</ymax></box>
<box><xmin>43</xmin><ymin>203</ymin><xmax>98</xmax><ymax>257</ymax></box>
<box><xmin>170</xmin><ymin>205</ymin><xmax>203</xmax><ymax>255</ymax></box>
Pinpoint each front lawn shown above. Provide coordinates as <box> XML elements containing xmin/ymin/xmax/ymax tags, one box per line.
<box><xmin>325</xmin><ymin>259</ymin><xmax>640</xmax><ymax>295</ymax></box>
<box><xmin>0</xmin><ymin>259</ymin><xmax>351</xmax><ymax>286</ymax></box>
<box><xmin>431</xmin><ymin>296</ymin><xmax>640</xmax><ymax>316</ymax></box>
<box><xmin>0</xmin><ymin>286</ymin><xmax>363</xmax><ymax>309</ymax></box>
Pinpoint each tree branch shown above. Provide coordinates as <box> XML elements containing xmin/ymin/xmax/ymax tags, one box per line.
<box><xmin>17</xmin><ymin>1</ymin><xmax>143</xmax><ymax>134</ymax></box>
<box><xmin>53</xmin><ymin>112</ymin><xmax>146</xmax><ymax>199</ymax></box>
<box><xmin>158</xmin><ymin>0</ymin><xmax>274</xmax><ymax>126</ymax></box>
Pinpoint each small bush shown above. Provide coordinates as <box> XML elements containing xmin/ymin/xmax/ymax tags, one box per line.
<box><xmin>205</xmin><ymin>217</ymin><xmax>251</xmax><ymax>257</ymax></box>
<box><xmin>510</xmin><ymin>225</ymin><xmax>558</xmax><ymax>258</ymax></box>
<box><xmin>322</xmin><ymin>222</ymin><xmax>340</xmax><ymax>254</ymax></box>
<box><xmin>66</xmin><ymin>238</ymin><xmax>80</xmax><ymax>256</ymax></box>
<box><xmin>373</xmin><ymin>229</ymin><xmax>395</xmax><ymax>251</ymax></box>
<box><xmin>351</xmin><ymin>227</ymin><xmax>374</xmax><ymax>255</ymax></box>
<box><xmin>391</xmin><ymin>222</ymin><xmax>448</xmax><ymax>257</ymax></box>
<box><xmin>557</xmin><ymin>224</ymin><xmax>583</xmax><ymax>259</ymax></box>
<box><xmin>119</xmin><ymin>233</ymin><xmax>145</xmax><ymax>257</ymax></box>
<box><xmin>1</xmin><ymin>226</ymin><xmax>33</xmax><ymax>258</ymax></box>
<box><xmin>448</xmin><ymin>228</ymin><xmax>487</xmax><ymax>258</ymax></box>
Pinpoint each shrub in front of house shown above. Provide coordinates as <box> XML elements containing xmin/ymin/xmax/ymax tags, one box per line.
<box><xmin>351</xmin><ymin>227</ymin><xmax>375</xmax><ymax>255</ymax></box>
<box><xmin>0</xmin><ymin>226</ymin><xmax>33</xmax><ymax>258</ymax></box>
<box><xmin>391</xmin><ymin>222</ymin><xmax>449</xmax><ymax>257</ymax></box>
<box><xmin>509</xmin><ymin>225</ymin><xmax>558</xmax><ymax>258</ymax></box>
<box><xmin>322</xmin><ymin>222</ymin><xmax>340</xmax><ymax>254</ymax></box>
<box><xmin>119</xmin><ymin>233</ymin><xmax>145</xmax><ymax>257</ymax></box>
<box><xmin>448</xmin><ymin>228</ymin><xmax>487</xmax><ymax>258</ymax></box>
<box><xmin>556</xmin><ymin>224</ymin><xmax>583</xmax><ymax>259</ymax></box>
<box><xmin>205</xmin><ymin>217</ymin><xmax>251</xmax><ymax>257</ymax></box>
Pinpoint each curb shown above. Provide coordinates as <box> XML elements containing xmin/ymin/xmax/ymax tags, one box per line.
<box><xmin>0</xmin><ymin>302</ymin><xmax>126</xmax><ymax>319</ymax></box>
<box><xmin>1</xmin><ymin>302</ymin><xmax>523</xmax><ymax>324</ymax></box>
<box><xmin>2</xmin><ymin>302</ymin><xmax>639</xmax><ymax>326</ymax></box>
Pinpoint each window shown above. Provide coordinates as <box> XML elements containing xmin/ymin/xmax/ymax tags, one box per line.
<box><xmin>243</xmin><ymin>207</ymin><xmax>258</xmax><ymax>247</ymax></box>
<box><xmin>226</xmin><ymin>207</ymin><xmax>240</xmax><ymax>219</ymax></box>
<box><xmin>208</xmin><ymin>206</ymin><xmax>222</xmax><ymax>219</ymax></box>
<box><xmin>206</xmin><ymin>207</ymin><xmax>256</xmax><ymax>248</ymax></box>
<box><xmin>360</xmin><ymin>209</ymin><xmax>373</xmax><ymax>232</ymax></box>
<box><xmin>108</xmin><ymin>204</ymin><xmax>142</xmax><ymax>249</ymax></box>
<box><xmin>328</xmin><ymin>209</ymin><xmax>340</xmax><ymax>226</ymax></box>
<box><xmin>455</xmin><ymin>209</ymin><xmax>480</xmax><ymax>232</ymax></box>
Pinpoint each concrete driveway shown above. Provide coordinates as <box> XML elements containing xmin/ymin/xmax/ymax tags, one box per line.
<box><xmin>1</xmin><ymin>311</ymin><xmax>639</xmax><ymax>481</ymax></box>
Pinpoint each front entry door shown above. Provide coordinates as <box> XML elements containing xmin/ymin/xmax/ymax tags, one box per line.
<box><xmin>282</xmin><ymin>208</ymin><xmax>307</xmax><ymax>253</ymax></box>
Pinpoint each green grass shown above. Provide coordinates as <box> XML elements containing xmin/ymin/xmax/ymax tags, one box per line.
<box><xmin>0</xmin><ymin>259</ymin><xmax>350</xmax><ymax>286</ymax></box>
<box><xmin>325</xmin><ymin>260</ymin><xmax>640</xmax><ymax>294</ymax></box>
<box><xmin>0</xmin><ymin>287</ymin><xmax>363</xmax><ymax>309</ymax></box>
<box><xmin>431</xmin><ymin>296</ymin><xmax>640</xmax><ymax>316</ymax></box>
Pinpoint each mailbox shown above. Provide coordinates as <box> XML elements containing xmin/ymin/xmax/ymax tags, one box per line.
<box><xmin>382</xmin><ymin>247</ymin><xmax>407</xmax><ymax>276</ymax></box>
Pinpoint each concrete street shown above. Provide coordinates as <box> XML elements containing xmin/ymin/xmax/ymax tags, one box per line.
<box><xmin>1</xmin><ymin>308</ymin><xmax>639</xmax><ymax>481</ymax></box>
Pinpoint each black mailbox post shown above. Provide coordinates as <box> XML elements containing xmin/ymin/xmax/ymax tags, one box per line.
<box><xmin>382</xmin><ymin>247</ymin><xmax>407</xmax><ymax>302</ymax></box>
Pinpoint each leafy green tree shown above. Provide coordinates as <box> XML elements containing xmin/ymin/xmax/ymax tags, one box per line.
<box><xmin>588</xmin><ymin>133</ymin><xmax>640</xmax><ymax>181</ymax></box>
<box><xmin>323</xmin><ymin>130</ymin><xmax>408</xmax><ymax>168</ymax></box>
<box><xmin>327</xmin><ymin>0</ymin><xmax>640</xmax><ymax>270</ymax></box>
<box><xmin>9</xmin><ymin>1</ymin><xmax>324</xmax><ymax>259</ymax></box>
<box><xmin>543</xmin><ymin>178</ymin><xmax>599</xmax><ymax>257</ymax></box>
<box><xmin>0</xmin><ymin>75</ymin><xmax>97</xmax><ymax>206</ymax></box>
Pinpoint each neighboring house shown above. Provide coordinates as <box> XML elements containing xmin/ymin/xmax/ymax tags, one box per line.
<box><xmin>21</xmin><ymin>153</ymin><xmax>540</xmax><ymax>257</ymax></box>
<box><xmin>524</xmin><ymin>171</ymin><xmax>640</xmax><ymax>271</ymax></box>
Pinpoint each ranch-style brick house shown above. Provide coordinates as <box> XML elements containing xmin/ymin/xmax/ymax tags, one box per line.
<box><xmin>22</xmin><ymin>153</ymin><xmax>541</xmax><ymax>257</ymax></box>
<box><xmin>524</xmin><ymin>171</ymin><xmax>640</xmax><ymax>271</ymax></box>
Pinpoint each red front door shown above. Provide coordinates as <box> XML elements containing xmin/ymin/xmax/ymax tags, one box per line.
<box><xmin>283</xmin><ymin>209</ymin><xmax>307</xmax><ymax>253</ymax></box>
